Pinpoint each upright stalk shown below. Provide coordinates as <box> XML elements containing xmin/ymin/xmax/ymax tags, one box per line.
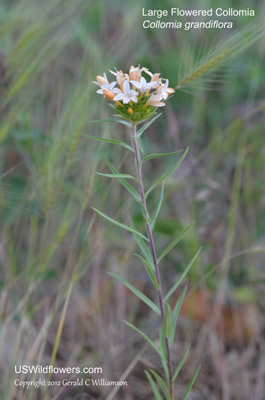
<box><xmin>131</xmin><ymin>123</ymin><xmax>174</xmax><ymax>399</ymax></box>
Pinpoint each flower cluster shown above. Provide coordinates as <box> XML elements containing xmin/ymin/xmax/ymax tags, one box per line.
<box><xmin>92</xmin><ymin>66</ymin><xmax>175</xmax><ymax>123</ymax></box>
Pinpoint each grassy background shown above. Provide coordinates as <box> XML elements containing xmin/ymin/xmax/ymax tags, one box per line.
<box><xmin>0</xmin><ymin>0</ymin><xmax>265</xmax><ymax>399</ymax></box>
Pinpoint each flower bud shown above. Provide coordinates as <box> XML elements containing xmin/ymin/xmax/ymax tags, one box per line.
<box><xmin>102</xmin><ymin>89</ymin><xmax>115</xmax><ymax>101</ymax></box>
<box><xmin>96</xmin><ymin>74</ymin><xmax>108</xmax><ymax>86</ymax></box>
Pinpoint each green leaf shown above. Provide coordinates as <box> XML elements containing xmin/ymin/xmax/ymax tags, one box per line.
<box><xmin>150</xmin><ymin>370</ymin><xmax>171</xmax><ymax>400</ymax></box>
<box><xmin>140</xmin><ymin>150</ymin><xmax>183</xmax><ymax>165</ymax></box>
<box><xmin>159</xmin><ymin>328</ymin><xmax>168</xmax><ymax>362</ymax></box>
<box><xmin>96</xmin><ymin>172</ymin><xmax>140</xmax><ymax>184</ymax></box>
<box><xmin>86</xmin><ymin>118</ymin><xmax>131</xmax><ymax>127</ymax></box>
<box><xmin>141</xmin><ymin>204</ymin><xmax>150</xmax><ymax>223</ymax></box>
<box><xmin>145</xmin><ymin>371</ymin><xmax>163</xmax><ymax>400</ymax></box>
<box><xmin>159</xmin><ymin>329</ymin><xmax>170</xmax><ymax>386</ymax></box>
<box><xmin>145</xmin><ymin>147</ymin><xmax>189</xmax><ymax>198</ymax></box>
<box><xmin>170</xmin><ymin>287</ymin><xmax>187</xmax><ymax>346</ymax></box>
<box><xmin>182</xmin><ymin>365</ymin><xmax>201</xmax><ymax>400</ymax></box>
<box><xmin>150</xmin><ymin>182</ymin><xmax>164</xmax><ymax>231</ymax></box>
<box><xmin>135</xmin><ymin>254</ymin><xmax>160</xmax><ymax>290</ymax></box>
<box><xmin>123</xmin><ymin>320</ymin><xmax>161</xmax><ymax>356</ymax></box>
<box><xmin>138</xmin><ymin>135</ymin><xmax>144</xmax><ymax>153</ymax></box>
<box><xmin>103</xmin><ymin>157</ymin><xmax>141</xmax><ymax>203</ymax></box>
<box><xmin>137</xmin><ymin>113</ymin><xmax>162</xmax><ymax>138</ymax></box>
<box><xmin>173</xmin><ymin>344</ymin><xmax>190</xmax><ymax>381</ymax></box>
<box><xmin>130</xmin><ymin>218</ymin><xmax>154</xmax><ymax>266</ymax></box>
<box><xmin>164</xmin><ymin>302</ymin><xmax>172</xmax><ymax>338</ymax></box>
<box><xmin>91</xmin><ymin>207</ymin><xmax>149</xmax><ymax>241</ymax></box>
<box><xmin>158</xmin><ymin>222</ymin><xmax>194</xmax><ymax>263</ymax></box>
<box><xmin>109</xmin><ymin>273</ymin><xmax>160</xmax><ymax>315</ymax></box>
<box><xmin>80</xmin><ymin>133</ymin><xmax>133</xmax><ymax>152</ymax></box>
<box><xmin>164</xmin><ymin>248</ymin><xmax>202</xmax><ymax>302</ymax></box>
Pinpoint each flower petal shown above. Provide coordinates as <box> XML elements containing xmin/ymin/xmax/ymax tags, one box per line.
<box><xmin>130</xmin><ymin>80</ymin><xmax>141</xmax><ymax>89</ymax></box>
<box><xmin>113</xmin><ymin>93</ymin><xmax>124</xmax><ymax>101</ymax></box>
<box><xmin>123</xmin><ymin>80</ymin><xmax>130</xmax><ymax>95</ymax></box>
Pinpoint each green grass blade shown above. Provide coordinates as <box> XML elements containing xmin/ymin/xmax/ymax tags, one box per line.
<box><xmin>103</xmin><ymin>157</ymin><xmax>141</xmax><ymax>203</ymax></box>
<box><xmin>164</xmin><ymin>248</ymin><xmax>202</xmax><ymax>302</ymax></box>
<box><xmin>145</xmin><ymin>371</ymin><xmax>163</xmax><ymax>400</ymax></box>
<box><xmin>86</xmin><ymin>118</ymin><xmax>131</xmax><ymax>127</ymax></box>
<box><xmin>123</xmin><ymin>320</ymin><xmax>161</xmax><ymax>356</ymax></box>
<box><xmin>145</xmin><ymin>147</ymin><xmax>189</xmax><ymax>198</ymax></box>
<box><xmin>182</xmin><ymin>365</ymin><xmax>201</xmax><ymax>400</ymax></box>
<box><xmin>109</xmin><ymin>273</ymin><xmax>160</xmax><ymax>315</ymax></box>
<box><xmin>170</xmin><ymin>287</ymin><xmax>187</xmax><ymax>346</ymax></box>
<box><xmin>157</xmin><ymin>222</ymin><xmax>194</xmax><ymax>263</ymax></box>
<box><xmin>96</xmin><ymin>172</ymin><xmax>140</xmax><ymax>184</ymax></box>
<box><xmin>173</xmin><ymin>344</ymin><xmax>190</xmax><ymax>381</ymax></box>
<box><xmin>150</xmin><ymin>182</ymin><xmax>164</xmax><ymax>231</ymax></box>
<box><xmin>140</xmin><ymin>150</ymin><xmax>183</xmax><ymax>165</ymax></box>
<box><xmin>135</xmin><ymin>254</ymin><xmax>160</xmax><ymax>290</ymax></box>
<box><xmin>80</xmin><ymin>133</ymin><xmax>134</xmax><ymax>152</ymax></box>
<box><xmin>91</xmin><ymin>207</ymin><xmax>149</xmax><ymax>241</ymax></box>
<box><xmin>137</xmin><ymin>113</ymin><xmax>162</xmax><ymax>138</ymax></box>
<box><xmin>150</xmin><ymin>369</ymin><xmax>171</xmax><ymax>400</ymax></box>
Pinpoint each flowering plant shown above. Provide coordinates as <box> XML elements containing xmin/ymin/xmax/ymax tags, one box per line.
<box><xmin>79</xmin><ymin>19</ymin><xmax>265</xmax><ymax>399</ymax></box>
<box><xmin>84</xmin><ymin>65</ymin><xmax>200</xmax><ymax>400</ymax></box>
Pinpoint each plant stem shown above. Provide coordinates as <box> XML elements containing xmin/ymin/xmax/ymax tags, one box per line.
<box><xmin>131</xmin><ymin>123</ymin><xmax>174</xmax><ymax>399</ymax></box>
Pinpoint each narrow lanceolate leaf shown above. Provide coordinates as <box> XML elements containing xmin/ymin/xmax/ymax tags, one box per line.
<box><xmin>160</xmin><ymin>329</ymin><xmax>170</xmax><ymax>386</ymax></box>
<box><xmin>173</xmin><ymin>344</ymin><xmax>190</xmax><ymax>381</ymax></box>
<box><xmin>109</xmin><ymin>273</ymin><xmax>160</xmax><ymax>315</ymax></box>
<box><xmin>150</xmin><ymin>370</ymin><xmax>171</xmax><ymax>400</ymax></box>
<box><xmin>150</xmin><ymin>182</ymin><xmax>164</xmax><ymax>231</ymax></box>
<box><xmin>123</xmin><ymin>320</ymin><xmax>161</xmax><ymax>356</ymax></box>
<box><xmin>163</xmin><ymin>302</ymin><xmax>172</xmax><ymax>338</ymax></box>
<box><xmin>141</xmin><ymin>204</ymin><xmax>150</xmax><ymax>223</ymax></box>
<box><xmin>96</xmin><ymin>172</ymin><xmax>140</xmax><ymax>184</ymax></box>
<box><xmin>170</xmin><ymin>287</ymin><xmax>187</xmax><ymax>347</ymax></box>
<box><xmin>137</xmin><ymin>135</ymin><xmax>144</xmax><ymax>153</ymax></box>
<box><xmin>182</xmin><ymin>365</ymin><xmax>201</xmax><ymax>400</ymax></box>
<box><xmin>157</xmin><ymin>222</ymin><xmax>194</xmax><ymax>263</ymax></box>
<box><xmin>91</xmin><ymin>207</ymin><xmax>149</xmax><ymax>241</ymax></box>
<box><xmin>135</xmin><ymin>254</ymin><xmax>160</xmax><ymax>290</ymax></box>
<box><xmin>103</xmin><ymin>157</ymin><xmax>140</xmax><ymax>203</ymax></box>
<box><xmin>159</xmin><ymin>328</ymin><xmax>168</xmax><ymax>362</ymax></box>
<box><xmin>130</xmin><ymin>218</ymin><xmax>154</xmax><ymax>267</ymax></box>
<box><xmin>161</xmin><ymin>359</ymin><xmax>170</xmax><ymax>388</ymax></box>
<box><xmin>145</xmin><ymin>147</ymin><xmax>189</xmax><ymax>198</ymax></box>
<box><xmin>145</xmin><ymin>371</ymin><xmax>163</xmax><ymax>400</ymax></box>
<box><xmin>140</xmin><ymin>150</ymin><xmax>183</xmax><ymax>165</ymax></box>
<box><xmin>86</xmin><ymin>118</ymin><xmax>131</xmax><ymax>127</ymax></box>
<box><xmin>80</xmin><ymin>133</ymin><xmax>134</xmax><ymax>152</ymax></box>
<box><xmin>164</xmin><ymin>248</ymin><xmax>202</xmax><ymax>302</ymax></box>
<box><xmin>137</xmin><ymin>113</ymin><xmax>162</xmax><ymax>138</ymax></box>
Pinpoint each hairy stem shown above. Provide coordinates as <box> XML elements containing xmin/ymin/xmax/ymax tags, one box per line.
<box><xmin>131</xmin><ymin>123</ymin><xmax>174</xmax><ymax>399</ymax></box>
